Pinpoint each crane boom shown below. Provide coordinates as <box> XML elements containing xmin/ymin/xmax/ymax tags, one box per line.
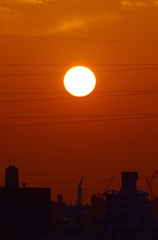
<box><xmin>145</xmin><ymin>170</ymin><xmax>157</xmax><ymax>201</ymax></box>
<box><xmin>105</xmin><ymin>176</ymin><xmax>114</xmax><ymax>192</ymax></box>
<box><xmin>145</xmin><ymin>170</ymin><xmax>157</xmax><ymax>192</ymax></box>
<box><xmin>146</xmin><ymin>177</ymin><xmax>154</xmax><ymax>200</ymax></box>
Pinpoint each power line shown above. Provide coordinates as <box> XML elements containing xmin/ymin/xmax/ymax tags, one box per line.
<box><xmin>0</xmin><ymin>115</ymin><xmax>158</xmax><ymax>128</ymax></box>
<box><xmin>21</xmin><ymin>180</ymin><xmax>116</xmax><ymax>184</ymax></box>
<box><xmin>0</xmin><ymin>35</ymin><xmax>158</xmax><ymax>43</ymax></box>
<box><xmin>0</xmin><ymin>168</ymin><xmax>157</xmax><ymax>176</ymax></box>
<box><xmin>15</xmin><ymin>175</ymin><xmax>158</xmax><ymax>184</ymax></box>
<box><xmin>0</xmin><ymin>90</ymin><xmax>158</xmax><ymax>95</ymax></box>
<box><xmin>0</xmin><ymin>67</ymin><xmax>158</xmax><ymax>77</ymax></box>
<box><xmin>1</xmin><ymin>185</ymin><xmax>154</xmax><ymax>192</ymax></box>
<box><xmin>1</xmin><ymin>63</ymin><xmax>158</xmax><ymax>67</ymax></box>
<box><xmin>97</xmin><ymin>67</ymin><xmax>158</xmax><ymax>72</ymax></box>
<box><xmin>50</xmin><ymin>188</ymin><xmax>104</xmax><ymax>192</ymax></box>
<box><xmin>16</xmin><ymin>184</ymin><xmax>158</xmax><ymax>193</ymax></box>
<box><xmin>18</xmin><ymin>180</ymin><xmax>116</xmax><ymax>185</ymax></box>
<box><xmin>0</xmin><ymin>113</ymin><xmax>158</xmax><ymax>119</ymax></box>
<box><xmin>44</xmin><ymin>185</ymin><xmax>158</xmax><ymax>192</ymax></box>
<box><xmin>0</xmin><ymin>92</ymin><xmax>158</xmax><ymax>103</ymax></box>
<box><xmin>0</xmin><ymin>98</ymin><xmax>72</xmax><ymax>103</ymax></box>
<box><xmin>0</xmin><ymin>72</ymin><xmax>63</xmax><ymax>77</ymax></box>
<box><xmin>0</xmin><ymin>92</ymin><xmax>65</xmax><ymax>95</ymax></box>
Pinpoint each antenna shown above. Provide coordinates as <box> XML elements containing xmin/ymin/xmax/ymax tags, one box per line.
<box><xmin>13</xmin><ymin>151</ymin><xmax>16</xmax><ymax>166</ymax></box>
<box><xmin>70</xmin><ymin>195</ymin><xmax>72</xmax><ymax>205</ymax></box>
<box><xmin>128</xmin><ymin>160</ymin><xmax>130</xmax><ymax>172</ymax></box>
<box><xmin>8</xmin><ymin>158</ymin><xmax>12</xmax><ymax>166</ymax></box>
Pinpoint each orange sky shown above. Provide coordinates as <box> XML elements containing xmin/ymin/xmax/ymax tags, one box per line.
<box><xmin>0</xmin><ymin>0</ymin><xmax>158</xmax><ymax>204</ymax></box>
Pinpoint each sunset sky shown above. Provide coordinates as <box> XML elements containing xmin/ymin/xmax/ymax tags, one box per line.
<box><xmin>0</xmin><ymin>0</ymin><xmax>158</xmax><ymax>204</ymax></box>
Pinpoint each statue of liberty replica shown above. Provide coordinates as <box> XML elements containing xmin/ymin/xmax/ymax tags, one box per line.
<box><xmin>76</xmin><ymin>177</ymin><xmax>83</xmax><ymax>205</ymax></box>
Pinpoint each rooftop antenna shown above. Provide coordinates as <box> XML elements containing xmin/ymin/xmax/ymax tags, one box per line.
<box><xmin>128</xmin><ymin>160</ymin><xmax>130</xmax><ymax>172</ymax></box>
<box><xmin>8</xmin><ymin>158</ymin><xmax>12</xmax><ymax>166</ymax></box>
<box><xmin>13</xmin><ymin>151</ymin><xmax>16</xmax><ymax>166</ymax></box>
<box><xmin>70</xmin><ymin>195</ymin><xmax>72</xmax><ymax>205</ymax></box>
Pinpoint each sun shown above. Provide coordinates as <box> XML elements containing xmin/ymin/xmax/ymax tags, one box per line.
<box><xmin>64</xmin><ymin>66</ymin><xmax>96</xmax><ymax>97</ymax></box>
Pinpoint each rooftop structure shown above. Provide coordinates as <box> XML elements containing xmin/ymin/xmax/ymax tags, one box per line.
<box><xmin>5</xmin><ymin>165</ymin><xmax>19</xmax><ymax>188</ymax></box>
<box><xmin>102</xmin><ymin>172</ymin><xmax>152</xmax><ymax>226</ymax></box>
<box><xmin>0</xmin><ymin>166</ymin><xmax>51</xmax><ymax>240</ymax></box>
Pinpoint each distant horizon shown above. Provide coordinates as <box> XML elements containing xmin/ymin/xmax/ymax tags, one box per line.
<box><xmin>0</xmin><ymin>165</ymin><xmax>157</xmax><ymax>204</ymax></box>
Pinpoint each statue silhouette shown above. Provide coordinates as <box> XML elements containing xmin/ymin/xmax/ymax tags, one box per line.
<box><xmin>77</xmin><ymin>177</ymin><xmax>83</xmax><ymax>205</ymax></box>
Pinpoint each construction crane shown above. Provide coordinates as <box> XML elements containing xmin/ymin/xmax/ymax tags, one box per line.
<box><xmin>145</xmin><ymin>170</ymin><xmax>157</xmax><ymax>201</ymax></box>
<box><xmin>105</xmin><ymin>176</ymin><xmax>114</xmax><ymax>192</ymax></box>
<box><xmin>146</xmin><ymin>177</ymin><xmax>154</xmax><ymax>201</ymax></box>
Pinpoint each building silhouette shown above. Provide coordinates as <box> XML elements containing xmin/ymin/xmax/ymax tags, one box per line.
<box><xmin>0</xmin><ymin>165</ymin><xmax>51</xmax><ymax>240</ymax></box>
<box><xmin>101</xmin><ymin>172</ymin><xmax>158</xmax><ymax>240</ymax></box>
<box><xmin>102</xmin><ymin>172</ymin><xmax>152</xmax><ymax>225</ymax></box>
<box><xmin>1</xmin><ymin>166</ymin><xmax>157</xmax><ymax>240</ymax></box>
<box><xmin>49</xmin><ymin>170</ymin><xmax>158</xmax><ymax>240</ymax></box>
<box><xmin>5</xmin><ymin>166</ymin><xmax>19</xmax><ymax>188</ymax></box>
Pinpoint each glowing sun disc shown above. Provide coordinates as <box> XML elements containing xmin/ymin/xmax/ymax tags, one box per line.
<box><xmin>64</xmin><ymin>66</ymin><xmax>96</xmax><ymax>97</ymax></box>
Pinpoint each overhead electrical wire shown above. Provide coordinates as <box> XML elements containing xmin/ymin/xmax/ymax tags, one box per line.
<box><xmin>0</xmin><ymin>72</ymin><xmax>62</xmax><ymax>77</ymax></box>
<box><xmin>12</xmin><ymin>175</ymin><xmax>158</xmax><ymax>184</ymax></box>
<box><xmin>0</xmin><ymin>34</ymin><xmax>158</xmax><ymax>43</ymax></box>
<box><xmin>0</xmin><ymin>67</ymin><xmax>158</xmax><ymax>77</ymax></box>
<box><xmin>36</xmin><ymin>185</ymin><xmax>158</xmax><ymax>192</ymax></box>
<box><xmin>1</xmin><ymin>63</ymin><xmax>158</xmax><ymax>67</ymax></box>
<box><xmin>6</xmin><ymin>167</ymin><xmax>158</xmax><ymax>175</ymax></box>
<box><xmin>0</xmin><ymin>90</ymin><xmax>158</xmax><ymax>95</ymax></box>
<box><xmin>0</xmin><ymin>91</ymin><xmax>158</xmax><ymax>103</ymax></box>
<box><xmin>96</xmin><ymin>67</ymin><xmax>158</xmax><ymax>72</ymax></box>
<box><xmin>0</xmin><ymin>98</ymin><xmax>71</xmax><ymax>103</ymax></box>
<box><xmin>0</xmin><ymin>174</ymin><xmax>157</xmax><ymax>182</ymax></box>
<box><xmin>0</xmin><ymin>115</ymin><xmax>158</xmax><ymax>128</ymax></box>
<box><xmin>0</xmin><ymin>113</ymin><xmax>158</xmax><ymax>119</ymax></box>
<box><xmin>0</xmin><ymin>185</ymin><xmax>154</xmax><ymax>193</ymax></box>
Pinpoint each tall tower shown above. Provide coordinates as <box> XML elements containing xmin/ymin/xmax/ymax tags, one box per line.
<box><xmin>5</xmin><ymin>166</ymin><xmax>19</xmax><ymax>188</ymax></box>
